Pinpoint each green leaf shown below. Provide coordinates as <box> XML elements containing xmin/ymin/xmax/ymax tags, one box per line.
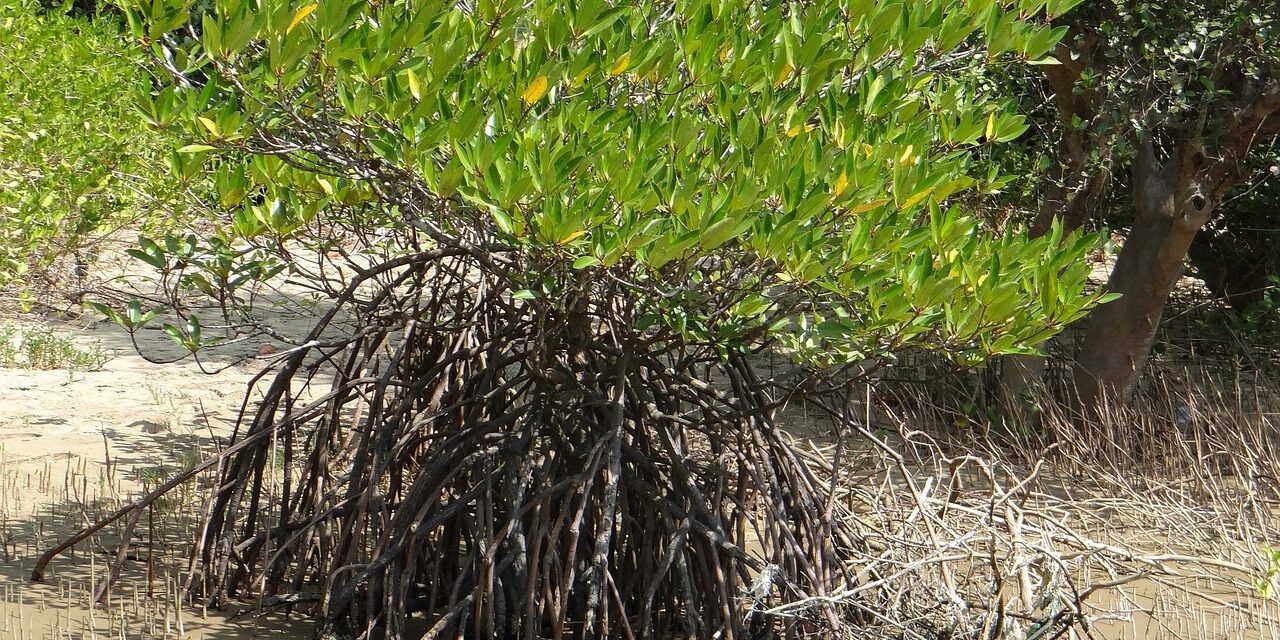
<box><xmin>161</xmin><ymin>323</ymin><xmax>184</xmax><ymax>344</ymax></box>
<box><xmin>86</xmin><ymin>301</ymin><xmax>128</xmax><ymax>330</ymax></box>
<box><xmin>572</xmin><ymin>255</ymin><xmax>601</xmax><ymax>269</ymax></box>
<box><xmin>580</xmin><ymin>6</ymin><xmax>627</xmax><ymax>38</ymax></box>
<box><xmin>492</xmin><ymin>210</ymin><xmax>517</xmax><ymax>235</ymax></box>
<box><xmin>186</xmin><ymin>315</ymin><xmax>202</xmax><ymax>346</ymax></box>
<box><xmin>700</xmin><ymin>216</ymin><xmax>739</xmax><ymax>250</ymax></box>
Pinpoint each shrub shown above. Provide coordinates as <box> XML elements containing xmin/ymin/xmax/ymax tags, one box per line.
<box><xmin>0</xmin><ymin>323</ymin><xmax>110</xmax><ymax>370</ymax></box>
<box><xmin>67</xmin><ymin>0</ymin><xmax>1115</xmax><ymax>636</ymax></box>
<box><xmin>0</xmin><ymin>0</ymin><xmax>177</xmax><ymax>303</ymax></box>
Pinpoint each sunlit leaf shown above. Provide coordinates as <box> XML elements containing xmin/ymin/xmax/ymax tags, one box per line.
<box><xmin>607</xmin><ymin>52</ymin><xmax>631</xmax><ymax>76</ymax></box>
<box><xmin>521</xmin><ymin>75</ymin><xmax>550</xmax><ymax>105</ymax></box>
<box><xmin>287</xmin><ymin>4</ymin><xmax>318</xmax><ymax>34</ymax></box>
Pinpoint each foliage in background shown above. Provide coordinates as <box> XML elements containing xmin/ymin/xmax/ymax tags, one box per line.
<box><xmin>1258</xmin><ymin>543</ymin><xmax>1280</xmax><ymax>599</ymax></box>
<box><xmin>0</xmin><ymin>323</ymin><xmax>111</xmax><ymax>370</ymax></box>
<box><xmin>992</xmin><ymin>0</ymin><xmax>1279</xmax><ymax>231</ymax></box>
<box><xmin>1188</xmin><ymin>164</ymin><xmax>1280</xmax><ymax>316</ymax></box>
<box><xmin>0</xmin><ymin>0</ymin><xmax>178</xmax><ymax>304</ymax></box>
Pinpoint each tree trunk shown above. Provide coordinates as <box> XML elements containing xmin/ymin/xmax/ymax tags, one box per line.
<box><xmin>1072</xmin><ymin>140</ymin><xmax>1213</xmax><ymax>414</ymax></box>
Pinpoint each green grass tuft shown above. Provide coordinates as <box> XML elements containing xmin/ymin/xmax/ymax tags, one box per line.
<box><xmin>0</xmin><ymin>324</ymin><xmax>111</xmax><ymax>370</ymax></box>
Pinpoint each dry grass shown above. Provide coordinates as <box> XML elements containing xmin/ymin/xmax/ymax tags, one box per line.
<box><xmin>791</xmin><ymin>367</ymin><xmax>1280</xmax><ymax>639</ymax></box>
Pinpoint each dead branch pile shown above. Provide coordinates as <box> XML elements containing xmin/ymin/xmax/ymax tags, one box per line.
<box><xmin>782</xmin><ymin>393</ymin><xmax>1280</xmax><ymax>640</ymax></box>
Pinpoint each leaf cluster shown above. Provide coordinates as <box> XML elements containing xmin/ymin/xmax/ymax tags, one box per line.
<box><xmin>0</xmin><ymin>0</ymin><xmax>179</xmax><ymax>298</ymax></box>
<box><xmin>119</xmin><ymin>0</ymin><xmax>1111</xmax><ymax>369</ymax></box>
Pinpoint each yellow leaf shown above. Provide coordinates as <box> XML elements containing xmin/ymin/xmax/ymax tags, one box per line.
<box><xmin>558</xmin><ymin>229</ymin><xmax>586</xmax><ymax>244</ymax></box>
<box><xmin>774</xmin><ymin>63</ymin><xmax>793</xmax><ymax>87</ymax></box>
<box><xmin>833</xmin><ymin>172</ymin><xmax>849</xmax><ymax>196</ymax></box>
<box><xmin>847</xmin><ymin>198</ymin><xmax>888</xmax><ymax>215</ymax></box>
<box><xmin>521</xmin><ymin>75</ymin><xmax>550</xmax><ymax>105</ymax></box>
<box><xmin>899</xmin><ymin>187</ymin><xmax>934</xmax><ymax>209</ymax></box>
<box><xmin>286</xmin><ymin>4</ymin><xmax>318</xmax><ymax>34</ymax></box>
<box><xmin>785</xmin><ymin>125</ymin><xmax>801</xmax><ymax>138</ymax></box>
<box><xmin>608</xmin><ymin>52</ymin><xmax>632</xmax><ymax>77</ymax></box>
<box><xmin>985</xmin><ymin>112</ymin><xmax>996</xmax><ymax>140</ymax></box>
<box><xmin>571</xmin><ymin>64</ymin><xmax>596</xmax><ymax>87</ymax></box>
<box><xmin>197</xmin><ymin>116</ymin><xmax>220</xmax><ymax>138</ymax></box>
<box><xmin>898</xmin><ymin>144</ymin><xmax>914</xmax><ymax>164</ymax></box>
<box><xmin>406</xmin><ymin>69</ymin><xmax>421</xmax><ymax>100</ymax></box>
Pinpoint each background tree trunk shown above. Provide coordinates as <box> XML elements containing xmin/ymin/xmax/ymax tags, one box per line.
<box><xmin>1071</xmin><ymin>86</ymin><xmax>1280</xmax><ymax>416</ymax></box>
<box><xmin>1188</xmin><ymin>224</ymin><xmax>1276</xmax><ymax>313</ymax></box>
<box><xmin>1072</xmin><ymin>140</ymin><xmax>1213</xmax><ymax>414</ymax></box>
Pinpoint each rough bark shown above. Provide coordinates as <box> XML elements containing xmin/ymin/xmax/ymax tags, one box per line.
<box><xmin>1027</xmin><ymin>35</ymin><xmax>1109</xmax><ymax>238</ymax></box>
<box><xmin>1074</xmin><ymin>85</ymin><xmax>1280</xmax><ymax>413</ymax></box>
<box><xmin>1072</xmin><ymin>137</ymin><xmax>1213</xmax><ymax>412</ymax></box>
